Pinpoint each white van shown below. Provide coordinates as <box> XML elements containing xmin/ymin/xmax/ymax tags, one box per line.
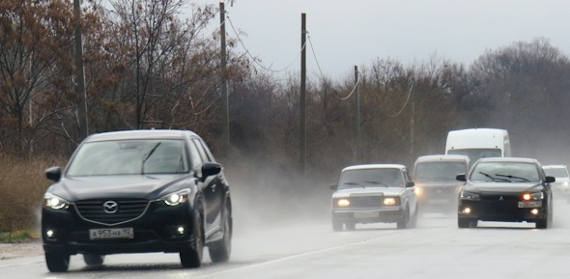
<box><xmin>445</xmin><ymin>128</ymin><xmax>511</xmax><ymax>163</ymax></box>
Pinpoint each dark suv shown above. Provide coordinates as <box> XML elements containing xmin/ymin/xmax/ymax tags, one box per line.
<box><xmin>42</xmin><ymin>130</ymin><xmax>232</xmax><ymax>272</ymax></box>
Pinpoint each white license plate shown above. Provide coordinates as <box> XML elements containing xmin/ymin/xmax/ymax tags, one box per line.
<box><xmin>89</xmin><ymin>228</ymin><xmax>134</xmax><ymax>240</ymax></box>
<box><xmin>354</xmin><ymin>212</ymin><xmax>379</xmax><ymax>219</ymax></box>
<box><xmin>518</xmin><ymin>201</ymin><xmax>542</xmax><ymax>208</ymax></box>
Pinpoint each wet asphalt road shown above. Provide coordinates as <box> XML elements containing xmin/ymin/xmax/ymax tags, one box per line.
<box><xmin>3</xmin><ymin>203</ymin><xmax>570</xmax><ymax>279</ymax></box>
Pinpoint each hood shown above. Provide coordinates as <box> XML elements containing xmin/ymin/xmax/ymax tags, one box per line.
<box><xmin>333</xmin><ymin>186</ymin><xmax>406</xmax><ymax>198</ymax></box>
<box><xmin>47</xmin><ymin>174</ymin><xmax>191</xmax><ymax>201</ymax></box>
<box><xmin>463</xmin><ymin>182</ymin><xmax>544</xmax><ymax>193</ymax></box>
<box><xmin>415</xmin><ymin>181</ymin><xmax>462</xmax><ymax>188</ymax></box>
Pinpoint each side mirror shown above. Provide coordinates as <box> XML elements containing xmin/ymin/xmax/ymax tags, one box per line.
<box><xmin>45</xmin><ymin>167</ymin><xmax>62</xmax><ymax>182</ymax></box>
<box><xmin>329</xmin><ymin>184</ymin><xmax>337</xmax><ymax>190</ymax></box>
<box><xmin>456</xmin><ymin>174</ymin><xmax>466</xmax><ymax>182</ymax></box>
<box><xmin>406</xmin><ymin>181</ymin><xmax>415</xmax><ymax>187</ymax></box>
<box><xmin>202</xmin><ymin>162</ymin><xmax>222</xmax><ymax>178</ymax></box>
<box><xmin>545</xmin><ymin>176</ymin><xmax>556</xmax><ymax>183</ymax></box>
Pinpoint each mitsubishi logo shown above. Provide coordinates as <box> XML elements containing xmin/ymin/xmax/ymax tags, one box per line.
<box><xmin>499</xmin><ymin>196</ymin><xmax>504</xmax><ymax>201</ymax></box>
<box><xmin>103</xmin><ymin>201</ymin><xmax>118</xmax><ymax>214</ymax></box>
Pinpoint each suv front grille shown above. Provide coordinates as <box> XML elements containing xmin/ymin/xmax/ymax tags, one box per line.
<box><xmin>74</xmin><ymin>199</ymin><xmax>149</xmax><ymax>226</ymax></box>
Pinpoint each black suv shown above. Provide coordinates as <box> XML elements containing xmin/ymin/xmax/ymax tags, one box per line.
<box><xmin>42</xmin><ymin>130</ymin><xmax>232</xmax><ymax>272</ymax></box>
<box><xmin>457</xmin><ymin>157</ymin><xmax>554</xmax><ymax>229</ymax></box>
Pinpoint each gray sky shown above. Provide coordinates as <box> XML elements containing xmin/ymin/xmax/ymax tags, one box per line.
<box><xmin>195</xmin><ymin>0</ymin><xmax>570</xmax><ymax>79</ymax></box>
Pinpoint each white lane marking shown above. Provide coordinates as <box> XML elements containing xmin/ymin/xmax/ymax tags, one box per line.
<box><xmin>193</xmin><ymin>233</ymin><xmax>398</xmax><ymax>278</ymax></box>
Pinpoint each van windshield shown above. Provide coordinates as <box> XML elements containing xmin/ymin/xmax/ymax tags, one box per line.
<box><xmin>448</xmin><ymin>148</ymin><xmax>501</xmax><ymax>164</ymax></box>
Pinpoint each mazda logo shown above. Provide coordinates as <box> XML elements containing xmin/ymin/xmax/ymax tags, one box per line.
<box><xmin>103</xmin><ymin>201</ymin><xmax>118</xmax><ymax>214</ymax></box>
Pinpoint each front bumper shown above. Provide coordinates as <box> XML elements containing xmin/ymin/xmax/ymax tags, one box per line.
<box><xmin>42</xmin><ymin>201</ymin><xmax>195</xmax><ymax>255</ymax></box>
<box><xmin>458</xmin><ymin>199</ymin><xmax>547</xmax><ymax>222</ymax></box>
<box><xmin>332</xmin><ymin>207</ymin><xmax>405</xmax><ymax>223</ymax></box>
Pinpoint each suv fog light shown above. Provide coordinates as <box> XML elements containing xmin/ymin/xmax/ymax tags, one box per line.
<box><xmin>531</xmin><ymin>209</ymin><xmax>539</xmax><ymax>215</ymax></box>
<box><xmin>462</xmin><ymin>207</ymin><xmax>472</xmax><ymax>214</ymax></box>
<box><xmin>46</xmin><ymin>229</ymin><xmax>55</xmax><ymax>238</ymax></box>
<box><xmin>177</xmin><ymin>226</ymin><xmax>185</xmax><ymax>235</ymax></box>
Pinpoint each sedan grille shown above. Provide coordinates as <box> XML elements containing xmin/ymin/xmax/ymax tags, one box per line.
<box><xmin>74</xmin><ymin>199</ymin><xmax>149</xmax><ymax>226</ymax></box>
<box><xmin>350</xmin><ymin>196</ymin><xmax>382</xmax><ymax>208</ymax></box>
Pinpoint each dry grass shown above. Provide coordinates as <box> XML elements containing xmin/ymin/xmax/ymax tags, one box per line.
<box><xmin>0</xmin><ymin>154</ymin><xmax>65</xmax><ymax>233</ymax></box>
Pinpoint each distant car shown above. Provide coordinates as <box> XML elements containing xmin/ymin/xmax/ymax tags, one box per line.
<box><xmin>543</xmin><ymin>165</ymin><xmax>570</xmax><ymax>201</ymax></box>
<box><xmin>41</xmin><ymin>130</ymin><xmax>232</xmax><ymax>272</ymax></box>
<box><xmin>413</xmin><ymin>155</ymin><xmax>469</xmax><ymax>212</ymax></box>
<box><xmin>457</xmin><ymin>157</ymin><xmax>554</xmax><ymax>229</ymax></box>
<box><xmin>330</xmin><ymin>164</ymin><xmax>418</xmax><ymax>230</ymax></box>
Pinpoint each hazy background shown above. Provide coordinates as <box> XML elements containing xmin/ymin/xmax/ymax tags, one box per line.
<box><xmin>197</xmin><ymin>0</ymin><xmax>570</xmax><ymax>78</ymax></box>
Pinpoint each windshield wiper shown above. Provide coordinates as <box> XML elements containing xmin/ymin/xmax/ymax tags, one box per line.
<box><xmin>478</xmin><ymin>171</ymin><xmax>510</xmax><ymax>182</ymax></box>
<box><xmin>141</xmin><ymin>142</ymin><xmax>162</xmax><ymax>174</ymax></box>
<box><xmin>495</xmin><ymin>174</ymin><xmax>530</xmax><ymax>182</ymax></box>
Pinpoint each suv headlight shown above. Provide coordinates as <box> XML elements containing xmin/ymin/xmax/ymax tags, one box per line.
<box><xmin>522</xmin><ymin>192</ymin><xmax>544</xmax><ymax>201</ymax></box>
<box><xmin>44</xmin><ymin>193</ymin><xmax>69</xmax><ymax>210</ymax></box>
<box><xmin>162</xmin><ymin>189</ymin><xmax>190</xmax><ymax>206</ymax></box>
<box><xmin>459</xmin><ymin>191</ymin><xmax>480</xmax><ymax>200</ymax></box>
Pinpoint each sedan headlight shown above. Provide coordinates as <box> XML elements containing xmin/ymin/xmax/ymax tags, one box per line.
<box><xmin>459</xmin><ymin>191</ymin><xmax>480</xmax><ymax>200</ymax></box>
<box><xmin>44</xmin><ymin>193</ymin><xmax>69</xmax><ymax>210</ymax></box>
<box><xmin>162</xmin><ymin>189</ymin><xmax>190</xmax><ymax>206</ymax></box>
<box><xmin>522</xmin><ymin>192</ymin><xmax>544</xmax><ymax>201</ymax></box>
<box><xmin>383</xmin><ymin>197</ymin><xmax>400</xmax><ymax>206</ymax></box>
<box><xmin>336</xmin><ymin>198</ymin><xmax>350</xmax><ymax>207</ymax></box>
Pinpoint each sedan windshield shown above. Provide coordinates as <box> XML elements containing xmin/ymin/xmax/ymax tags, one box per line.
<box><xmin>67</xmin><ymin>140</ymin><xmax>189</xmax><ymax>176</ymax></box>
<box><xmin>470</xmin><ymin>162</ymin><xmax>540</xmax><ymax>183</ymax></box>
<box><xmin>414</xmin><ymin>162</ymin><xmax>467</xmax><ymax>183</ymax></box>
<box><xmin>339</xmin><ymin>169</ymin><xmax>404</xmax><ymax>189</ymax></box>
<box><xmin>544</xmin><ymin>167</ymin><xmax>568</xmax><ymax>178</ymax></box>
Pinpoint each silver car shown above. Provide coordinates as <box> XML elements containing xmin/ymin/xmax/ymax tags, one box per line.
<box><xmin>543</xmin><ymin>165</ymin><xmax>570</xmax><ymax>201</ymax></box>
<box><xmin>330</xmin><ymin>164</ymin><xmax>418</xmax><ymax>231</ymax></box>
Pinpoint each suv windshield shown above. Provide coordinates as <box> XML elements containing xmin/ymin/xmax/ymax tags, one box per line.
<box><xmin>415</xmin><ymin>162</ymin><xmax>467</xmax><ymax>183</ymax></box>
<box><xmin>339</xmin><ymin>169</ymin><xmax>404</xmax><ymax>189</ymax></box>
<box><xmin>67</xmin><ymin>140</ymin><xmax>189</xmax><ymax>176</ymax></box>
<box><xmin>544</xmin><ymin>167</ymin><xmax>568</xmax><ymax>178</ymax></box>
<box><xmin>469</xmin><ymin>162</ymin><xmax>540</xmax><ymax>183</ymax></box>
<box><xmin>448</xmin><ymin>148</ymin><xmax>501</xmax><ymax>163</ymax></box>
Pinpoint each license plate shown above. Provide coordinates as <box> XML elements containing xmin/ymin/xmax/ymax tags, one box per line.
<box><xmin>89</xmin><ymin>228</ymin><xmax>134</xmax><ymax>240</ymax></box>
<box><xmin>518</xmin><ymin>201</ymin><xmax>542</xmax><ymax>208</ymax></box>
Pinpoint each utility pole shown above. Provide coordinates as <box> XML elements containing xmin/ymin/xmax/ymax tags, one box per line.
<box><xmin>220</xmin><ymin>1</ymin><xmax>230</xmax><ymax>150</ymax></box>
<box><xmin>410</xmin><ymin>89</ymin><xmax>415</xmax><ymax>159</ymax></box>
<box><xmin>354</xmin><ymin>65</ymin><xmax>360</xmax><ymax>163</ymax></box>
<box><xmin>300</xmin><ymin>13</ymin><xmax>307</xmax><ymax>173</ymax></box>
<box><xmin>73</xmin><ymin>0</ymin><xmax>88</xmax><ymax>138</ymax></box>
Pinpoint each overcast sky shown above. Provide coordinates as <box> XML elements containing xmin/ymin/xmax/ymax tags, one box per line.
<box><xmin>195</xmin><ymin>0</ymin><xmax>570</xmax><ymax>79</ymax></box>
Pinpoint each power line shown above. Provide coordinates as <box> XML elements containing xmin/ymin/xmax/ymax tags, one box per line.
<box><xmin>336</xmin><ymin>75</ymin><xmax>361</xmax><ymax>101</ymax></box>
<box><xmin>381</xmin><ymin>81</ymin><xmax>415</xmax><ymax>118</ymax></box>
<box><xmin>307</xmin><ymin>35</ymin><xmax>326</xmax><ymax>81</ymax></box>
<box><xmin>226</xmin><ymin>14</ymin><xmax>307</xmax><ymax>74</ymax></box>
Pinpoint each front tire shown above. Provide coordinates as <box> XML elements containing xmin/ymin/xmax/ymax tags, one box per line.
<box><xmin>83</xmin><ymin>254</ymin><xmax>104</xmax><ymax>267</ymax></box>
<box><xmin>180</xmin><ymin>209</ymin><xmax>204</xmax><ymax>268</ymax></box>
<box><xmin>536</xmin><ymin>218</ymin><xmax>548</xmax><ymax>229</ymax></box>
<box><xmin>332</xmin><ymin>216</ymin><xmax>343</xmax><ymax>232</ymax></box>
<box><xmin>458</xmin><ymin>218</ymin><xmax>476</xmax><ymax>228</ymax></box>
<box><xmin>45</xmin><ymin>251</ymin><xmax>70</xmax><ymax>272</ymax></box>
<box><xmin>396</xmin><ymin>208</ymin><xmax>409</xmax><ymax>229</ymax></box>
<box><xmin>209</xmin><ymin>202</ymin><xmax>232</xmax><ymax>263</ymax></box>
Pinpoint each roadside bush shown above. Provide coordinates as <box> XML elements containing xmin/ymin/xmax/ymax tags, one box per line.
<box><xmin>0</xmin><ymin>155</ymin><xmax>64</xmax><ymax>233</ymax></box>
